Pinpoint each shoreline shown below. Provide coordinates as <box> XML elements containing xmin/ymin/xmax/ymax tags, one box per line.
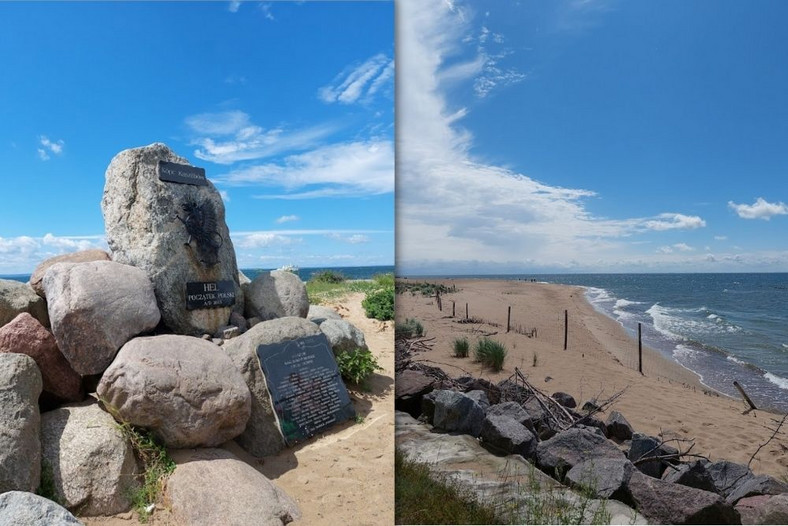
<box><xmin>397</xmin><ymin>278</ymin><xmax>788</xmax><ymax>478</ymax></box>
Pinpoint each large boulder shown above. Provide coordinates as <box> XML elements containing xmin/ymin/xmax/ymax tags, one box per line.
<box><xmin>626</xmin><ymin>470</ymin><xmax>740</xmax><ymax>524</ymax></box>
<box><xmin>480</xmin><ymin>415</ymin><xmax>538</xmax><ymax>459</ymax></box>
<box><xmin>222</xmin><ymin>317</ymin><xmax>321</xmax><ymax>457</ymax></box>
<box><xmin>101</xmin><ymin>143</ymin><xmax>243</xmax><ymax>336</ymax></box>
<box><xmin>430</xmin><ymin>389</ymin><xmax>486</xmax><ymax>436</ymax></box>
<box><xmin>726</xmin><ymin>475</ymin><xmax>788</xmax><ymax>505</ymax></box>
<box><xmin>605</xmin><ymin>410</ymin><xmax>634</xmax><ymax>441</ymax></box>
<box><xmin>245</xmin><ymin>270</ymin><xmax>309</xmax><ymax>321</ymax></box>
<box><xmin>0</xmin><ymin>353</ymin><xmax>42</xmax><ymax>493</ymax></box>
<box><xmin>706</xmin><ymin>460</ymin><xmax>754</xmax><ymax>498</ymax></box>
<box><xmin>736</xmin><ymin>494</ymin><xmax>788</xmax><ymax>525</ymax></box>
<box><xmin>43</xmin><ymin>260</ymin><xmax>161</xmax><ymax>376</ymax></box>
<box><xmin>41</xmin><ymin>402</ymin><xmax>139</xmax><ymax>515</ymax></box>
<box><xmin>97</xmin><ymin>335</ymin><xmax>251</xmax><ymax>448</ymax></box>
<box><xmin>166</xmin><ymin>448</ymin><xmax>300</xmax><ymax>526</ymax></box>
<box><xmin>29</xmin><ymin>249</ymin><xmax>111</xmax><ymax>298</ymax></box>
<box><xmin>662</xmin><ymin>460</ymin><xmax>717</xmax><ymax>493</ymax></box>
<box><xmin>486</xmin><ymin>401</ymin><xmax>535</xmax><ymax>432</ymax></box>
<box><xmin>0</xmin><ymin>491</ymin><xmax>82</xmax><ymax>525</ymax></box>
<box><xmin>395</xmin><ymin>369</ymin><xmax>435</xmax><ymax>417</ymax></box>
<box><xmin>535</xmin><ymin>427</ymin><xmax>624</xmax><ymax>479</ymax></box>
<box><xmin>0</xmin><ymin>313</ymin><xmax>82</xmax><ymax>403</ymax></box>
<box><xmin>0</xmin><ymin>278</ymin><xmax>48</xmax><ymax>328</ymax></box>
<box><xmin>627</xmin><ymin>432</ymin><xmax>679</xmax><ymax>478</ymax></box>
<box><xmin>565</xmin><ymin>457</ymin><xmax>634</xmax><ymax>503</ymax></box>
<box><xmin>318</xmin><ymin>318</ymin><xmax>367</xmax><ymax>353</ymax></box>
<box><xmin>307</xmin><ymin>305</ymin><xmax>342</xmax><ymax>325</ymax></box>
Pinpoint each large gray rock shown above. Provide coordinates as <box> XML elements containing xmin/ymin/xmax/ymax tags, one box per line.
<box><xmin>166</xmin><ymin>448</ymin><xmax>300</xmax><ymax>526</ymax></box>
<box><xmin>0</xmin><ymin>313</ymin><xmax>82</xmax><ymax>403</ymax></box>
<box><xmin>97</xmin><ymin>335</ymin><xmax>251</xmax><ymax>448</ymax></box>
<box><xmin>101</xmin><ymin>143</ymin><xmax>242</xmax><ymax>336</ymax></box>
<box><xmin>726</xmin><ymin>474</ymin><xmax>788</xmax><ymax>505</ymax></box>
<box><xmin>535</xmin><ymin>427</ymin><xmax>624</xmax><ymax>479</ymax></box>
<box><xmin>566</xmin><ymin>457</ymin><xmax>634</xmax><ymax>502</ymax></box>
<box><xmin>43</xmin><ymin>260</ymin><xmax>161</xmax><ymax>376</ymax></box>
<box><xmin>0</xmin><ymin>353</ymin><xmax>42</xmax><ymax>493</ymax></box>
<box><xmin>245</xmin><ymin>270</ymin><xmax>309</xmax><ymax>321</ymax></box>
<box><xmin>486</xmin><ymin>401</ymin><xmax>535</xmax><ymax>433</ymax></box>
<box><xmin>627</xmin><ymin>432</ymin><xmax>679</xmax><ymax>478</ymax></box>
<box><xmin>627</xmin><ymin>470</ymin><xmax>740</xmax><ymax>524</ymax></box>
<box><xmin>307</xmin><ymin>304</ymin><xmax>342</xmax><ymax>325</ymax></box>
<box><xmin>706</xmin><ymin>459</ymin><xmax>754</xmax><ymax>498</ymax></box>
<box><xmin>736</xmin><ymin>493</ymin><xmax>788</xmax><ymax>525</ymax></box>
<box><xmin>480</xmin><ymin>415</ymin><xmax>538</xmax><ymax>459</ymax></box>
<box><xmin>222</xmin><ymin>317</ymin><xmax>321</xmax><ymax>457</ymax></box>
<box><xmin>318</xmin><ymin>318</ymin><xmax>367</xmax><ymax>353</ymax></box>
<box><xmin>0</xmin><ymin>278</ymin><xmax>49</xmax><ymax>327</ymax></box>
<box><xmin>0</xmin><ymin>491</ymin><xmax>83</xmax><ymax>525</ymax></box>
<box><xmin>605</xmin><ymin>410</ymin><xmax>634</xmax><ymax>441</ymax></box>
<box><xmin>41</xmin><ymin>402</ymin><xmax>139</xmax><ymax>515</ymax></box>
<box><xmin>30</xmin><ymin>249</ymin><xmax>111</xmax><ymax>298</ymax></box>
<box><xmin>662</xmin><ymin>459</ymin><xmax>717</xmax><ymax>493</ymax></box>
<box><xmin>430</xmin><ymin>389</ymin><xmax>486</xmax><ymax>436</ymax></box>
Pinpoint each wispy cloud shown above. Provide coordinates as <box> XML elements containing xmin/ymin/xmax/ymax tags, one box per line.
<box><xmin>228</xmin><ymin>1</ymin><xmax>241</xmax><ymax>13</ymax></box>
<box><xmin>260</xmin><ymin>3</ymin><xmax>275</xmax><ymax>21</ymax></box>
<box><xmin>327</xmin><ymin>233</ymin><xmax>370</xmax><ymax>244</ymax></box>
<box><xmin>236</xmin><ymin>233</ymin><xmax>299</xmax><ymax>249</ymax></box>
<box><xmin>37</xmin><ymin>135</ymin><xmax>64</xmax><ymax>161</ymax></box>
<box><xmin>728</xmin><ymin>197</ymin><xmax>788</xmax><ymax>220</ymax></box>
<box><xmin>318</xmin><ymin>53</ymin><xmax>394</xmax><ymax>105</ymax></box>
<box><xmin>0</xmin><ymin>233</ymin><xmax>107</xmax><ymax>273</ymax></box>
<box><xmin>275</xmin><ymin>215</ymin><xmax>300</xmax><ymax>224</ymax></box>
<box><xmin>642</xmin><ymin>213</ymin><xmax>706</xmax><ymax>231</ymax></box>
<box><xmin>213</xmin><ymin>140</ymin><xmax>393</xmax><ymax>198</ymax></box>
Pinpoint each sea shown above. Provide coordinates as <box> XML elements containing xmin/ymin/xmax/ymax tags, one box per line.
<box><xmin>442</xmin><ymin>273</ymin><xmax>788</xmax><ymax>413</ymax></box>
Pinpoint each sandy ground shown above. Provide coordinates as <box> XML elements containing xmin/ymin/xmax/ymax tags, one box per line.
<box><xmin>82</xmin><ymin>292</ymin><xmax>394</xmax><ymax>525</ymax></box>
<box><xmin>397</xmin><ymin>278</ymin><xmax>788</xmax><ymax>479</ymax></box>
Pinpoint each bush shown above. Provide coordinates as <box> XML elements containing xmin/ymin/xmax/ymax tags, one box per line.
<box><xmin>373</xmin><ymin>273</ymin><xmax>395</xmax><ymax>288</ymax></box>
<box><xmin>474</xmin><ymin>338</ymin><xmax>507</xmax><ymax>371</ymax></box>
<box><xmin>362</xmin><ymin>288</ymin><xmax>394</xmax><ymax>321</ymax></box>
<box><xmin>310</xmin><ymin>270</ymin><xmax>346</xmax><ymax>284</ymax></box>
<box><xmin>453</xmin><ymin>337</ymin><xmax>470</xmax><ymax>358</ymax></box>
<box><xmin>336</xmin><ymin>348</ymin><xmax>382</xmax><ymax>386</ymax></box>
<box><xmin>396</xmin><ymin>318</ymin><xmax>424</xmax><ymax>339</ymax></box>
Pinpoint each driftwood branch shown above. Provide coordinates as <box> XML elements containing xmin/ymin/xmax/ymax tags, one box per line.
<box><xmin>748</xmin><ymin>413</ymin><xmax>788</xmax><ymax>469</ymax></box>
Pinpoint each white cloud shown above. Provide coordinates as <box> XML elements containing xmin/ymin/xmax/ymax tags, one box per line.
<box><xmin>260</xmin><ymin>3</ymin><xmax>275</xmax><ymax>21</ymax></box>
<box><xmin>0</xmin><ymin>234</ymin><xmax>107</xmax><ymax>273</ymax></box>
<box><xmin>327</xmin><ymin>233</ymin><xmax>370</xmax><ymax>244</ymax></box>
<box><xmin>658</xmin><ymin>243</ymin><xmax>694</xmax><ymax>254</ymax></box>
<box><xmin>37</xmin><ymin>149</ymin><xmax>49</xmax><ymax>161</ymax></box>
<box><xmin>643</xmin><ymin>213</ymin><xmax>706</xmax><ymax>231</ymax></box>
<box><xmin>714</xmin><ymin>235</ymin><xmax>728</xmax><ymax>241</ymax></box>
<box><xmin>275</xmin><ymin>215</ymin><xmax>300</xmax><ymax>224</ymax></box>
<box><xmin>219</xmin><ymin>190</ymin><xmax>230</xmax><ymax>203</ymax></box>
<box><xmin>728</xmin><ymin>197</ymin><xmax>788</xmax><ymax>220</ymax></box>
<box><xmin>38</xmin><ymin>135</ymin><xmax>64</xmax><ymax>161</ymax></box>
<box><xmin>236</xmin><ymin>233</ymin><xmax>299</xmax><ymax>249</ymax></box>
<box><xmin>318</xmin><ymin>53</ymin><xmax>394</xmax><ymax>105</ymax></box>
<box><xmin>228</xmin><ymin>1</ymin><xmax>241</xmax><ymax>13</ymax></box>
<box><xmin>214</xmin><ymin>140</ymin><xmax>393</xmax><ymax>198</ymax></box>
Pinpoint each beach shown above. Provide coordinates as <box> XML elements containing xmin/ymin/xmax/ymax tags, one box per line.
<box><xmin>396</xmin><ymin>278</ymin><xmax>788</xmax><ymax>478</ymax></box>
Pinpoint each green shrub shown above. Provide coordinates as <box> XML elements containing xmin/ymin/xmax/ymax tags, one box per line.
<box><xmin>373</xmin><ymin>273</ymin><xmax>395</xmax><ymax>288</ymax></box>
<box><xmin>362</xmin><ymin>288</ymin><xmax>394</xmax><ymax>321</ymax></box>
<box><xmin>474</xmin><ymin>338</ymin><xmax>507</xmax><ymax>371</ymax></box>
<box><xmin>396</xmin><ymin>318</ymin><xmax>424</xmax><ymax>339</ymax></box>
<box><xmin>453</xmin><ymin>337</ymin><xmax>470</xmax><ymax>358</ymax></box>
<box><xmin>310</xmin><ymin>270</ymin><xmax>346</xmax><ymax>284</ymax></box>
<box><xmin>336</xmin><ymin>348</ymin><xmax>382</xmax><ymax>386</ymax></box>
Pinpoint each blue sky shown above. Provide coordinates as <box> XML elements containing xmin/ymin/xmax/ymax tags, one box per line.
<box><xmin>0</xmin><ymin>1</ymin><xmax>393</xmax><ymax>274</ymax></box>
<box><xmin>397</xmin><ymin>0</ymin><xmax>788</xmax><ymax>274</ymax></box>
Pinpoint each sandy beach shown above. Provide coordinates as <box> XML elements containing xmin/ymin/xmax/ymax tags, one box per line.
<box><xmin>397</xmin><ymin>278</ymin><xmax>788</xmax><ymax>479</ymax></box>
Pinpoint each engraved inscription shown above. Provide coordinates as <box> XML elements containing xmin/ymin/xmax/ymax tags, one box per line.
<box><xmin>185</xmin><ymin>280</ymin><xmax>235</xmax><ymax>310</ymax></box>
<box><xmin>158</xmin><ymin>160</ymin><xmax>208</xmax><ymax>186</ymax></box>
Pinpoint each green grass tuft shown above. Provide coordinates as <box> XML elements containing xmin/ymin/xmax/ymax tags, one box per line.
<box><xmin>396</xmin><ymin>318</ymin><xmax>425</xmax><ymax>339</ymax></box>
<box><xmin>474</xmin><ymin>338</ymin><xmax>507</xmax><ymax>371</ymax></box>
<box><xmin>453</xmin><ymin>337</ymin><xmax>470</xmax><ymax>358</ymax></box>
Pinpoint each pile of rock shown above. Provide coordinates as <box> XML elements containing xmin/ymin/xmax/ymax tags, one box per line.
<box><xmin>397</xmin><ymin>368</ymin><xmax>788</xmax><ymax>525</ymax></box>
<box><xmin>0</xmin><ymin>143</ymin><xmax>369</xmax><ymax>524</ymax></box>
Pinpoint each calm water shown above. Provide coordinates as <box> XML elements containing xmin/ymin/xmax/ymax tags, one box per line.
<box><xmin>427</xmin><ymin>273</ymin><xmax>788</xmax><ymax>413</ymax></box>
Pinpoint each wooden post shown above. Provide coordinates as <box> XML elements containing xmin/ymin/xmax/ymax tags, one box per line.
<box><xmin>507</xmin><ymin>306</ymin><xmax>511</xmax><ymax>333</ymax></box>
<box><xmin>638</xmin><ymin>323</ymin><xmax>643</xmax><ymax>375</ymax></box>
<box><xmin>436</xmin><ymin>290</ymin><xmax>442</xmax><ymax>311</ymax></box>
<box><xmin>452</xmin><ymin>301</ymin><xmax>455</xmax><ymax>318</ymax></box>
<box><xmin>563</xmin><ymin>309</ymin><xmax>568</xmax><ymax>350</ymax></box>
<box><xmin>733</xmin><ymin>381</ymin><xmax>758</xmax><ymax>411</ymax></box>
<box><xmin>465</xmin><ymin>303</ymin><xmax>469</xmax><ymax>320</ymax></box>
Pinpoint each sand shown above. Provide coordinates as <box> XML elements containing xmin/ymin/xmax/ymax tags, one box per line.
<box><xmin>397</xmin><ymin>278</ymin><xmax>788</xmax><ymax>479</ymax></box>
<box><xmin>82</xmin><ymin>292</ymin><xmax>394</xmax><ymax>526</ymax></box>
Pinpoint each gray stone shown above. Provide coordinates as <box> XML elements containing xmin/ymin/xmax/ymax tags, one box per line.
<box><xmin>0</xmin><ymin>313</ymin><xmax>82</xmax><ymax>403</ymax></box>
<box><xmin>0</xmin><ymin>278</ymin><xmax>49</xmax><ymax>328</ymax></box>
<box><xmin>535</xmin><ymin>427</ymin><xmax>624</xmax><ymax>479</ymax></box>
<box><xmin>464</xmin><ymin>389</ymin><xmax>491</xmax><ymax>411</ymax></box>
<box><xmin>0</xmin><ymin>353</ymin><xmax>42</xmax><ymax>493</ymax></box>
<box><xmin>522</xmin><ymin>397</ymin><xmax>549</xmax><ymax>431</ymax></box>
<box><xmin>41</xmin><ymin>402</ymin><xmax>139</xmax><ymax>515</ymax></box>
<box><xmin>707</xmin><ymin>459</ymin><xmax>754</xmax><ymax>498</ymax></box>
<box><xmin>662</xmin><ymin>460</ymin><xmax>717</xmax><ymax>493</ymax></box>
<box><xmin>30</xmin><ymin>249</ymin><xmax>111</xmax><ymax>298</ymax></box>
<box><xmin>605</xmin><ymin>410</ymin><xmax>634</xmax><ymax>441</ymax></box>
<box><xmin>431</xmin><ymin>389</ymin><xmax>486</xmax><ymax>436</ymax></box>
<box><xmin>736</xmin><ymin>493</ymin><xmax>788</xmax><ymax>525</ymax></box>
<box><xmin>480</xmin><ymin>415</ymin><xmax>538</xmax><ymax>459</ymax></box>
<box><xmin>628</xmin><ymin>432</ymin><xmax>679</xmax><ymax>478</ymax></box>
<box><xmin>43</xmin><ymin>261</ymin><xmax>160</xmax><ymax>375</ymax></box>
<box><xmin>551</xmin><ymin>391</ymin><xmax>576</xmax><ymax>409</ymax></box>
<box><xmin>97</xmin><ymin>335</ymin><xmax>251</xmax><ymax>448</ymax></box>
<box><xmin>307</xmin><ymin>304</ymin><xmax>343</xmax><ymax>325</ymax></box>
<box><xmin>166</xmin><ymin>448</ymin><xmax>300</xmax><ymax>526</ymax></box>
<box><xmin>726</xmin><ymin>474</ymin><xmax>788</xmax><ymax>505</ymax></box>
<box><xmin>223</xmin><ymin>317</ymin><xmax>321</xmax><ymax>457</ymax></box>
<box><xmin>101</xmin><ymin>142</ymin><xmax>243</xmax><ymax>336</ymax></box>
<box><xmin>217</xmin><ymin>325</ymin><xmax>241</xmax><ymax>339</ymax></box>
<box><xmin>245</xmin><ymin>270</ymin><xmax>309</xmax><ymax>321</ymax></box>
<box><xmin>627</xmin><ymin>470</ymin><xmax>739</xmax><ymax>524</ymax></box>
<box><xmin>0</xmin><ymin>491</ymin><xmax>83</xmax><ymax>525</ymax></box>
<box><xmin>486</xmin><ymin>401</ymin><xmax>532</xmax><ymax>428</ymax></box>
<box><xmin>318</xmin><ymin>318</ymin><xmax>367</xmax><ymax>353</ymax></box>
<box><xmin>566</xmin><ymin>457</ymin><xmax>634</xmax><ymax>502</ymax></box>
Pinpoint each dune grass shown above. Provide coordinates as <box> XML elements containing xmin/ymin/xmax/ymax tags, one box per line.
<box><xmin>474</xmin><ymin>338</ymin><xmax>507</xmax><ymax>371</ymax></box>
<box><xmin>453</xmin><ymin>337</ymin><xmax>470</xmax><ymax>358</ymax></box>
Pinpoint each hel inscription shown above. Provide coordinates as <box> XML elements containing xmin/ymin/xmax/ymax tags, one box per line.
<box><xmin>257</xmin><ymin>334</ymin><xmax>355</xmax><ymax>445</ymax></box>
<box><xmin>158</xmin><ymin>160</ymin><xmax>208</xmax><ymax>186</ymax></box>
<box><xmin>185</xmin><ymin>280</ymin><xmax>236</xmax><ymax>310</ymax></box>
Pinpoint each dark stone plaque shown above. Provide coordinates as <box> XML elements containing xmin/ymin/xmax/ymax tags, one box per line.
<box><xmin>158</xmin><ymin>160</ymin><xmax>208</xmax><ymax>186</ymax></box>
<box><xmin>185</xmin><ymin>280</ymin><xmax>235</xmax><ymax>310</ymax></box>
<box><xmin>257</xmin><ymin>334</ymin><xmax>355</xmax><ymax>445</ymax></box>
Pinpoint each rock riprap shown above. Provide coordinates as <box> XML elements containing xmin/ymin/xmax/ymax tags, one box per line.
<box><xmin>43</xmin><ymin>260</ymin><xmax>161</xmax><ymax>376</ymax></box>
<box><xmin>0</xmin><ymin>353</ymin><xmax>42</xmax><ymax>493</ymax></box>
<box><xmin>41</xmin><ymin>402</ymin><xmax>139</xmax><ymax>515</ymax></box>
<box><xmin>0</xmin><ymin>491</ymin><xmax>83</xmax><ymax>526</ymax></box>
<box><xmin>101</xmin><ymin>142</ymin><xmax>242</xmax><ymax>336</ymax></box>
<box><xmin>318</xmin><ymin>318</ymin><xmax>368</xmax><ymax>353</ymax></box>
<box><xmin>0</xmin><ymin>278</ymin><xmax>49</xmax><ymax>328</ymax></box>
<box><xmin>244</xmin><ymin>270</ymin><xmax>309</xmax><ymax>321</ymax></box>
<box><xmin>97</xmin><ymin>335</ymin><xmax>251</xmax><ymax>448</ymax></box>
<box><xmin>0</xmin><ymin>313</ymin><xmax>82</xmax><ymax>403</ymax></box>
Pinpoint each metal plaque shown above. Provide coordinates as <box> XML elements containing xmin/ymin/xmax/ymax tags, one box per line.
<box><xmin>176</xmin><ymin>198</ymin><xmax>223</xmax><ymax>267</ymax></box>
<box><xmin>185</xmin><ymin>280</ymin><xmax>235</xmax><ymax>310</ymax></box>
<box><xmin>158</xmin><ymin>160</ymin><xmax>208</xmax><ymax>186</ymax></box>
<box><xmin>257</xmin><ymin>334</ymin><xmax>355</xmax><ymax>446</ymax></box>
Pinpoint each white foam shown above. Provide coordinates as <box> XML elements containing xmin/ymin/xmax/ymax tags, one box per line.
<box><xmin>727</xmin><ymin>355</ymin><xmax>747</xmax><ymax>366</ymax></box>
<box><xmin>765</xmin><ymin>372</ymin><xmax>788</xmax><ymax>390</ymax></box>
<box><xmin>646</xmin><ymin>303</ymin><xmax>684</xmax><ymax>340</ymax></box>
<box><xmin>614</xmin><ymin>298</ymin><xmax>641</xmax><ymax>309</ymax></box>
<box><xmin>673</xmin><ymin>344</ymin><xmax>699</xmax><ymax>359</ymax></box>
